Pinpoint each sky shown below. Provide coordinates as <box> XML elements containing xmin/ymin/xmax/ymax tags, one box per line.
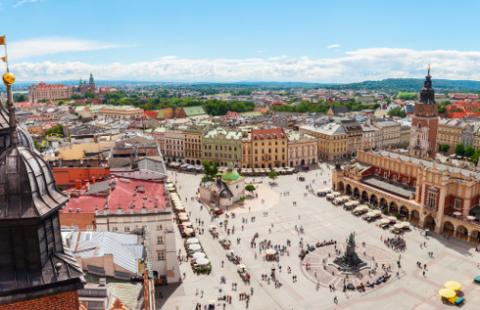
<box><xmin>1</xmin><ymin>0</ymin><xmax>480</xmax><ymax>82</ymax></box>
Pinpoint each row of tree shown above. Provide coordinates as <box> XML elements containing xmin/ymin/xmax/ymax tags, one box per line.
<box><xmin>439</xmin><ymin>143</ymin><xmax>480</xmax><ymax>164</ymax></box>
<box><xmin>272</xmin><ymin>100</ymin><xmax>378</xmax><ymax>114</ymax></box>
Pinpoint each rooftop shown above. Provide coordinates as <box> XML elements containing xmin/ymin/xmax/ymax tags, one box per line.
<box><xmin>61</xmin><ymin>176</ymin><xmax>168</xmax><ymax>214</ymax></box>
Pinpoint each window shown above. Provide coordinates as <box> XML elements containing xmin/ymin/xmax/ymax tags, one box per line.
<box><xmin>124</xmin><ymin>226</ymin><xmax>130</xmax><ymax>232</ymax></box>
<box><xmin>157</xmin><ymin>225</ymin><xmax>163</xmax><ymax>231</ymax></box>
<box><xmin>425</xmin><ymin>187</ymin><xmax>439</xmax><ymax>210</ymax></box>
<box><xmin>157</xmin><ymin>235</ymin><xmax>164</xmax><ymax>245</ymax></box>
<box><xmin>157</xmin><ymin>250</ymin><xmax>166</xmax><ymax>261</ymax></box>
<box><xmin>112</xmin><ymin>227</ymin><xmax>118</xmax><ymax>232</ymax></box>
<box><xmin>453</xmin><ymin>198</ymin><xmax>462</xmax><ymax>210</ymax></box>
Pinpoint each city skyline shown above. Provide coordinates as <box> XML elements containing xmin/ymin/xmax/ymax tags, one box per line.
<box><xmin>2</xmin><ymin>0</ymin><xmax>480</xmax><ymax>82</ymax></box>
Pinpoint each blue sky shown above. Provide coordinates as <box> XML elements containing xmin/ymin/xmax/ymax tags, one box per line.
<box><xmin>2</xmin><ymin>0</ymin><xmax>480</xmax><ymax>82</ymax></box>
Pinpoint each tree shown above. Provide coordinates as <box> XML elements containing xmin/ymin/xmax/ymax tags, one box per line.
<box><xmin>267</xmin><ymin>170</ymin><xmax>278</xmax><ymax>183</ymax></box>
<box><xmin>471</xmin><ymin>150</ymin><xmax>480</xmax><ymax>165</ymax></box>
<box><xmin>465</xmin><ymin>145</ymin><xmax>475</xmax><ymax>157</ymax></box>
<box><xmin>245</xmin><ymin>184</ymin><xmax>256</xmax><ymax>194</ymax></box>
<box><xmin>387</xmin><ymin>107</ymin><xmax>406</xmax><ymax>118</ymax></box>
<box><xmin>438</xmin><ymin>144</ymin><xmax>450</xmax><ymax>153</ymax></box>
<box><xmin>202</xmin><ymin>160</ymin><xmax>218</xmax><ymax>182</ymax></box>
<box><xmin>455</xmin><ymin>144</ymin><xmax>465</xmax><ymax>157</ymax></box>
<box><xmin>45</xmin><ymin>124</ymin><xmax>64</xmax><ymax>137</ymax></box>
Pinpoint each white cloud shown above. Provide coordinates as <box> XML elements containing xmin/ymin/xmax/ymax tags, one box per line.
<box><xmin>9</xmin><ymin>48</ymin><xmax>480</xmax><ymax>82</ymax></box>
<box><xmin>327</xmin><ymin>44</ymin><xmax>341</xmax><ymax>49</ymax></box>
<box><xmin>8</xmin><ymin>37</ymin><xmax>132</xmax><ymax>59</ymax></box>
<box><xmin>14</xmin><ymin>0</ymin><xmax>43</xmax><ymax>8</ymax></box>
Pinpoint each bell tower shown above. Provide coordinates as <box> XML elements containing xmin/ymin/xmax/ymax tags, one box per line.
<box><xmin>409</xmin><ymin>66</ymin><xmax>439</xmax><ymax>158</ymax></box>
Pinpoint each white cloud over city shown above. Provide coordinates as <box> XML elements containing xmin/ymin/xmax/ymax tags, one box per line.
<box><xmin>9</xmin><ymin>47</ymin><xmax>480</xmax><ymax>82</ymax></box>
<box><xmin>8</xmin><ymin>37</ymin><xmax>132</xmax><ymax>59</ymax></box>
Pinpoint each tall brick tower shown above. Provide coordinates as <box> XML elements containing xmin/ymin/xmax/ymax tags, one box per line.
<box><xmin>409</xmin><ymin>66</ymin><xmax>439</xmax><ymax>158</ymax></box>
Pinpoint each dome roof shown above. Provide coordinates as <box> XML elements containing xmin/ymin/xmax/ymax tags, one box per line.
<box><xmin>222</xmin><ymin>169</ymin><xmax>241</xmax><ymax>182</ymax></box>
<box><xmin>0</xmin><ymin>145</ymin><xmax>67</xmax><ymax>219</ymax></box>
<box><xmin>0</xmin><ymin>107</ymin><xmax>34</xmax><ymax>150</ymax></box>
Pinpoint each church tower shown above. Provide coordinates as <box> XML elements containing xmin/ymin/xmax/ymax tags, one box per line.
<box><xmin>409</xmin><ymin>66</ymin><xmax>439</xmax><ymax>158</ymax></box>
<box><xmin>0</xmin><ymin>64</ymin><xmax>84</xmax><ymax>308</ymax></box>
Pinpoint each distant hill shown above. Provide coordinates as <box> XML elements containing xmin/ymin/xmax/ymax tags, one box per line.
<box><xmin>6</xmin><ymin>78</ymin><xmax>480</xmax><ymax>93</ymax></box>
<box><xmin>322</xmin><ymin>78</ymin><xmax>480</xmax><ymax>92</ymax></box>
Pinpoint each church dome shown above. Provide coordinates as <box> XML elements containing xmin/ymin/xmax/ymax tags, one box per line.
<box><xmin>0</xmin><ymin>107</ymin><xmax>34</xmax><ymax>150</ymax></box>
<box><xmin>0</xmin><ymin>145</ymin><xmax>67</xmax><ymax>219</ymax></box>
<box><xmin>222</xmin><ymin>169</ymin><xmax>241</xmax><ymax>182</ymax></box>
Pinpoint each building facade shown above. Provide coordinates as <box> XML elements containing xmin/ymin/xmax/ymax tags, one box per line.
<box><xmin>249</xmin><ymin>128</ymin><xmax>287</xmax><ymax>168</ymax></box>
<box><xmin>287</xmin><ymin>131</ymin><xmax>318</xmax><ymax>167</ymax></box>
<box><xmin>184</xmin><ymin>129</ymin><xmax>203</xmax><ymax>165</ymax></box>
<box><xmin>300</xmin><ymin>123</ymin><xmax>349</xmax><ymax>161</ymax></box>
<box><xmin>202</xmin><ymin>127</ymin><xmax>242</xmax><ymax>167</ymax></box>
<box><xmin>28</xmin><ymin>82</ymin><xmax>73</xmax><ymax>102</ymax></box>
<box><xmin>163</xmin><ymin>130</ymin><xmax>185</xmax><ymax>162</ymax></box>
<box><xmin>333</xmin><ymin>150</ymin><xmax>480</xmax><ymax>244</ymax></box>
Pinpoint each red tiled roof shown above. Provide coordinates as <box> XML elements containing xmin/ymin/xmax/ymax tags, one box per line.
<box><xmin>144</xmin><ymin>110</ymin><xmax>158</xmax><ymax>119</ymax></box>
<box><xmin>251</xmin><ymin>128</ymin><xmax>285</xmax><ymax>139</ymax></box>
<box><xmin>61</xmin><ymin>176</ymin><xmax>168</xmax><ymax>214</ymax></box>
<box><xmin>34</xmin><ymin>82</ymin><xmax>69</xmax><ymax>89</ymax></box>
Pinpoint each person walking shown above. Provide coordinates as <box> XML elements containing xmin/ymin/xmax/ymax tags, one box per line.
<box><xmin>334</xmin><ymin>296</ymin><xmax>338</xmax><ymax>304</ymax></box>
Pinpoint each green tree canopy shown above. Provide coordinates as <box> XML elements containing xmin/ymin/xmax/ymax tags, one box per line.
<box><xmin>202</xmin><ymin>160</ymin><xmax>218</xmax><ymax>182</ymax></box>
<box><xmin>245</xmin><ymin>184</ymin><xmax>256</xmax><ymax>192</ymax></box>
<box><xmin>455</xmin><ymin>144</ymin><xmax>465</xmax><ymax>156</ymax></box>
<box><xmin>387</xmin><ymin>107</ymin><xmax>406</xmax><ymax>118</ymax></box>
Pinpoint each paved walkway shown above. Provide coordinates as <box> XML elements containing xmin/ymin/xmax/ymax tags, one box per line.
<box><xmin>157</xmin><ymin>165</ymin><xmax>480</xmax><ymax>310</ymax></box>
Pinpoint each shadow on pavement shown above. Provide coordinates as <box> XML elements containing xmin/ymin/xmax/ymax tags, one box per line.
<box><xmin>155</xmin><ymin>282</ymin><xmax>182</xmax><ymax>309</ymax></box>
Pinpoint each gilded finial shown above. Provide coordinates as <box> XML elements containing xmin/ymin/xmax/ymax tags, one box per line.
<box><xmin>3</xmin><ymin>71</ymin><xmax>15</xmax><ymax>86</ymax></box>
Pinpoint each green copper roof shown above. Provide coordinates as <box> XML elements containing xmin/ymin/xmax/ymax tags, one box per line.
<box><xmin>222</xmin><ymin>169</ymin><xmax>241</xmax><ymax>182</ymax></box>
<box><xmin>183</xmin><ymin>106</ymin><xmax>206</xmax><ymax>117</ymax></box>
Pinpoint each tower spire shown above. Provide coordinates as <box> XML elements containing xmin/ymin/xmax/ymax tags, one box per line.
<box><xmin>427</xmin><ymin>64</ymin><xmax>431</xmax><ymax>77</ymax></box>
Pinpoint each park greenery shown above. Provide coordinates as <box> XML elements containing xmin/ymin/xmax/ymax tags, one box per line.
<box><xmin>396</xmin><ymin>92</ymin><xmax>417</xmax><ymax>100</ymax></box>
<box><xmin>453</xmin><ymin>143</ymin><xmax>480</xmax><ymax>164</ymax></box>
<box><xmin>271</xmin><ymin>100</ymin><xmax>379</xmax><ymax>114</ymax></box>
<box><xmin>100</xmin><ymin>91</ymin><xmax>255</xmax><ymax>116</ymax></box>
<box><xmin>45</xmin><ymin>124</ymin><xmax>64</xmax><ymax>137</ymax></box>
<box><xmin>387</xmin><ymin>107</ymin><xmax>406</xmax><ymax>118</ymax></box>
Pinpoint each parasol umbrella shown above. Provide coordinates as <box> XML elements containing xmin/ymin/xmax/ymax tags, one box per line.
<box><xmin>265</xmin><ymin>249</ymin><xmax>277</xmax><ymax>255</ymax></box>
<box><xmin>188</xmin><ymin>243</ymin><xmax>202</xmax><ymax>251</ymax></box>
<box><xmin>178</xmin><ymin>214</ymin><xmax>189</xmax><ymax>221</ymax></box>
<box><xmin>174</xmin><ymin>205</ymin><xmax>185</xmax><ymax>211</ymax></box>
<box><xmin>474</xmin><ymin>275</ymin><xmax>480</xmax><ymax>283</ymax></box>
<box><xmin>196</xmin><ymin>258</ymin><xmax>210</xmax><ymax>266</ymax></box>
<box><xmin>183</xmin><ymin>228</ymin><xmax>194</xmax><ymax>236</ymax></box>
<box><xmin>467</xmin><ymin>215</ymin><xmax>476</xmax><ymax>221</ymax></box>
<box><xmin>438</xmin><ymin>288</ymin><xmax>456</xmax><ymax>299</ymax></box>
<box><xmin>181</xmin><ymin>221</ymin><xmax>193</xmax><ymax>227</ymax></box>
<box><xmin>444</xmin><ymin>281</ymin><xmax>462</xmax><ymax>291</ymax></box>
<box><xmin>192</xmin><ymin>252</ymin><xmax>206</xmax><ymax>260</ymax></box>
<box><xmin>186</xmin><ymin>237</ymin><xmax>200</xmax><ymax>245</ymax></box>
<box><xmin>177</xmin><ymin>212</ymin><xmax>187</xmax><ymax>217</ymax></box>
<box><xmin>387</xmin><ymin>216</ymin><xmax>397</xmax><ymax>223</ymax></box>
<box><xmin>453</xmin><ymin>211</ymin><xmax>462</xmax><ymax>217</ymax></box>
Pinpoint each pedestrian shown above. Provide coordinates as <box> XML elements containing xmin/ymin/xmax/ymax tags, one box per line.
<box><xmin>334</xmin><ymin>296</ymin><xmax>338</xmax><ymax>304</ymax></box>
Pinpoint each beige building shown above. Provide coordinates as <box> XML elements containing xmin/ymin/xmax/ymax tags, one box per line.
<box><xmin>373</xmin><ymin>120</ymin><xmax>401</xmax><ymax>149</ymax></box>
<box><xmin>97</xmin><ymin>105</ymin><xmax>144</xmax><ymax>120</ymax></box>
<box><xmin>361</xmin><ymin>123</ymin><xmax>380</xmax><ymax>150</ymax></box>
<box><xmin>163</xmin><ymin>130</ymin><xmax>185</xmax><ymax>162</ymax></box>
<box><xmin>287</xmin><ymin>130</ymin><xmax>318</xmax><ymax>167</ymax></box>
<box><xmin>436</xmin><ymin>119</ymin><xmax>476</xmax><ymax>153</ymax></box>
<box><xmin>248</xmin><ymin>128</ymin><xmax>287</xmax><ymax>168</ymax></box>
<box><xmin>399</xmin><ymin>125</ymin><xmax>411</xmax><ymax>148</ymax></box>
<box><xmin>184</xmin><ymin>129</ymin><xmax>203</xmax><ymax>165</ymax></box>
<box><xmin>333</xmin><ymin>150</ymin><xmax>480</xmax><ymax>244</ymax></box>
<box><xmin>300</xmin><ymin>123</ymin><xmax>349</xmax><ymax>161</ymax></box>
<box><xmin>202</xmin><ymin>127</ymin><xmax>242</xmax><ymax>167</ymax></box>
<box><xmin>28</xmin><ymin>82</ymin><xmax>72</xmax><ymax>102</ymax></box>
